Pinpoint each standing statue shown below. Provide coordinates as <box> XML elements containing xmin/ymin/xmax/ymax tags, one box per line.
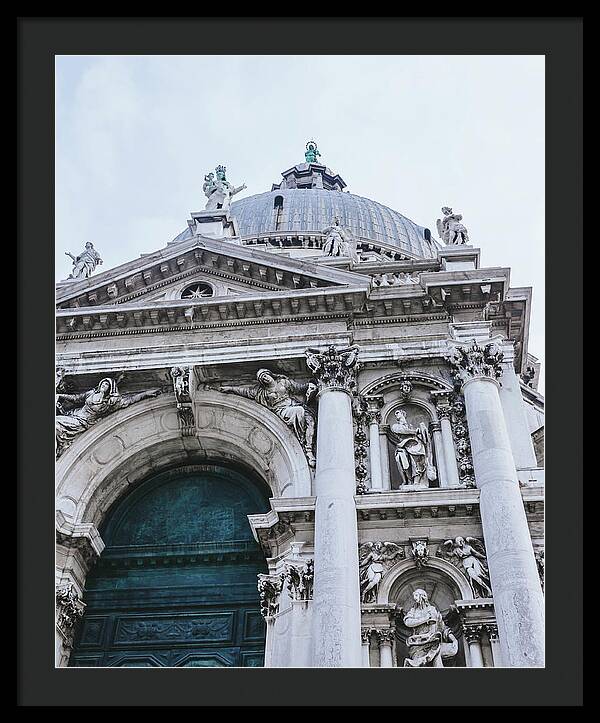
<box><xmin>304</xmin><ymin>140</ymin><xmax>321</xmax><ymax>164</ymax></box>
<box><xmin>56</xmin><ymin>377</ymin><xmax>162</xmax><ymax>457</ymax></box>
<box><xmin>64</xmin><ymin>242</ymin><xmax>103</xmax><ymax>280</ymax></box>
<box><xmin>391</xmin><ymin>409</ymin><xmax>437</xmax><ymax>487</ymax></box>
<box><xmin>322</xmin><ymin>217</ymin><xmax>358</xmax><ymax>262</ymax></box>
<box><xmin>403</xmin><ymin>589</ymin><xmax>458</xmax><ymax>667</ymax></box>
<box><xmin>440</xmin><ymin>537</ymin><xmax>493</xmax><ymax>599</ymax></box>
<box><xmin>436</xmin><ymin>207</ymin><xmax>470</xmax><ymax>245</ymax></box>
<box><xmin>359</xmin><ymin>542</ymin><xmax>404</xmax><ymax>603</ymax></box>
<box><xmin>203</xmin><ymin>165</ymin><xmax>246</xmax><ymax>211</ymax></box>
<box><xmin>215</xmin><ymin>369</ymin><xmax>317</xmax><ymax>467</ymax></box>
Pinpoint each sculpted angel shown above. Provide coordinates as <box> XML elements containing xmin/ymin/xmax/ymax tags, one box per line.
<box><xmin>441</xmin><ymin>536</ymin><xmax>493</xmax><ymax>599</ymax></box>
<box><xmin>359</xmin><ymin>542</ymin><xmax>404</xmax><ymax>603</ymax></box>
<box><xmin>215</xmin><ymin>369</ymin><xmax>317</xmax><ymax>466</ymax></box>
<box><xmin>436</xmin><ymin>207</ymin><xmax>469</xmax><ymax>245</ymax></box>
<box><xmin>403</xmin><ymin>589</ymin><xmax>458</xmax><ymax>667</ymax></box>
<box><xmin>56</xmin><ymin>377</ymin><xmax>161</xmax><ymax>458</ymax></box>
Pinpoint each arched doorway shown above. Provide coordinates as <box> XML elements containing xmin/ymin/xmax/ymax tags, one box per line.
<box><xmin>69</xmin><ymin>464</ymin><xmax>271</xmax><ymax>667</ymax></box>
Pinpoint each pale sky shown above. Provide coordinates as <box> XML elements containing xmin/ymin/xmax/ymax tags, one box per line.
<box><xmin>55</xmin><ymin>55</ymin><xmax>544</xmax><ymax>389</ymax></box>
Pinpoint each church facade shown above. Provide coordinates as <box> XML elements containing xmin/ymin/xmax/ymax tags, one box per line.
<box><xmin>55</xmin><ymin>144</ymin><xmax>545</xmax><ymax>668</ymax></box>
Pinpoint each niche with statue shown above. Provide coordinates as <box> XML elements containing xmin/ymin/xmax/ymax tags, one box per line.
<box><xmin>385</xmin><ymin>404</ymin><xmax>439</xmax><ymax>490</ymax></box>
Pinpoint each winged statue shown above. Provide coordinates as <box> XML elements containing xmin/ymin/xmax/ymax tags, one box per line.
<box><xmin>359</xmin><ymin>541</ymin><xmax>405</xmax><ymax>603</ymax></box>
<box><xmin>439</xmin><ymin>536</ymin><xmax>493</xmax><ymax>599</ymax></box>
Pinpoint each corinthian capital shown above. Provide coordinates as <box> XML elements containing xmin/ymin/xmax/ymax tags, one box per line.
<box><xmin>305</xmin><ymin>345</ymin><xmax>360</xmax><ymax>395</ymax></box>
<box><xmin>447</xmin><ymin>339</ymin><xmax>504</xmax><ymax>388</ymax></box>
<box><xmin>56</xmin><ymin>583</ymin><xmax>85</xmax><ymax>642</ymax></box>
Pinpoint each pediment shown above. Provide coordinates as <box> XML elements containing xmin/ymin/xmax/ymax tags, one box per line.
<box><xmin>56</xmin><ymin>235</ymin><xmax>368</xmax><ymax>311</ymax></box>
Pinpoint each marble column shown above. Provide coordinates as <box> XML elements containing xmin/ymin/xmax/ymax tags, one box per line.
<box><xmin>448</xmin><ymin>335</ymin><xmax>545</xmax><ymax>667</ymax></box>
<box><xmin>377</xmin><ymin>629</ymin><xmax>395</xmax><ymax>668</ymax></box>
<box><xmin>464</xmin><ymin>625</ymin><xmax>484</xmax><ymax>668</ymax></box>
<box><xmin>366</xmin><ymin>405</ymin><xmax>383</xmax><ymax>490</ymax></box>
<box><xmin>498</xmin><ymin>346</ymin><xmax>538</xmax><ymax>469</ymax></box>
<box><xmin>306</xmin><ymin>345</ymin><xmax>362</xmax><ymax>667</ymax></box>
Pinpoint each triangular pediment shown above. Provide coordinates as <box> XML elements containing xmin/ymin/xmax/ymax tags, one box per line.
<box><xmin>56</xmin><ymin>235</ymin><xmax>369</xmax><ymax>311</ymax></box>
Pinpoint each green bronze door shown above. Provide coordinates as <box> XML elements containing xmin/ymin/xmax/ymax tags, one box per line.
<box><xmin>70</xmin><ymin>464</ymin><xmax>270</xmax><ymax>668</ymax></box>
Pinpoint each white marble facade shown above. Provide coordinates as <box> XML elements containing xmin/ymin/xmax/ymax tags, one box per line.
<box><xmin>55</xmin><ymin>151</ymin><xmax>544</xmax><ymax>668</ymax></box>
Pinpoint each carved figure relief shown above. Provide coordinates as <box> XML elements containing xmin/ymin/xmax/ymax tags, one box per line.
<box><xmin>359</xmin><ymin>542</ymin><xmax>405</xmax><ymax>603</ymax></box>
<box><xmin>437</xmin><ymin>537</ymin><xmax>493</xmax><ymax>599</ymax></box>
<box><xmin>215</xmin><ymin>369</ymin><xmax>317</xmax><ymax>467</ymax></box>
<box><xmin>402</xmin><ymin>589</ymin><xmax>458</xmax><ymax>667</ymax></box>
<box><xmin>55</xmin><ymin>377</ymin><xmax>162</xmax><ymax>458</ymax></box>
<box><xmin>535</xmin><ymin>549</ymin><xmax>544</xmax><ymax>592</ymax></box>
<box><xmin>56</xmin><ymin>583</ymin><xmax>86</xmax><ymax>641</ymax></box>
<box><xmin>410</xmin><ymin>539</ymin><xmax>429</xmax><ymax>568</ymax></box>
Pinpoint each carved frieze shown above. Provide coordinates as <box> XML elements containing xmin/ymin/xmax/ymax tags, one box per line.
<box><xmin>353</xmin><ymin>400</ymin><xmax>370</xmax><ymax>494</ymax></box>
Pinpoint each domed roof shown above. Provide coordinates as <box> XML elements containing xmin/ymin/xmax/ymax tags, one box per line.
<box><xmin>230</xmin><ymin>189</ymin><xmax>437</xmax><ymax>259</ymax></box>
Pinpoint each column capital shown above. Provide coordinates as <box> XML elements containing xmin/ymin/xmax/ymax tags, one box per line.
<box><xmin>484</xmin><ymin>623</ymin><xmax>499</xmax><ymax>641</ymax></box>
<box><xmin>463</xmin><ymin>623</ymin><xmax>484</xmax><ymax>644</ymax></box>
<box><xmin>447</xmin><ymin>339</ymin><xmax>504</xmax><ymax>389</ymax></box>
<box><xmin>305</xmin><ymin>345</ymin><xmax>360</xmax><ymax>396</ymax></box>
<box><xmin>56</xmin><ymin>582</ymin><xmax>86</xmax><ymax>647</ymax></box>
<box><xmin>374</xmin><ymin>627</ymin><xmax>396</xmax><ymax>645</ymax></box>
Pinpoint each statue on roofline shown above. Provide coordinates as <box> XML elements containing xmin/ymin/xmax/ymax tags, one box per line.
<box><xmin>203</xmin><ymin>165</ymin><xmax>246</xmax><ymax>211</ymax></box>
<box><xmin>436</xmin><ymin>207</ymin><xmax>470</xmax><ymax>245</ymax></box>
<box><xmin>304</xmin><ymin>140</ymin><xmax>321</xmax><ymax>164</ymax></box>
<box><xmin>64</xmin><ymin>242</ymin><xmax>103</xmax><ymax>280</ymax></box>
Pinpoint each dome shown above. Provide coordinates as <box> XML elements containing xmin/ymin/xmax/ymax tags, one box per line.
<box><xmin>230</xmin><ymin>189</ymin><xmax>437</xmax><ymax>259</ymax></box>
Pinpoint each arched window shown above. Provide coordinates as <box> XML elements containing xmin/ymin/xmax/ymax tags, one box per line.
<box><xmin>69</xmin><ymin>465</ymin><xmax>270</xmax><ymax>667</ymax></box>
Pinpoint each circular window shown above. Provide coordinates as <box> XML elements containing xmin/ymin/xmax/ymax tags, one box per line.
<box><xmin>181</xmin><ymin>282</ymin><xmax>213</xmax><ymax>300</ymax></box>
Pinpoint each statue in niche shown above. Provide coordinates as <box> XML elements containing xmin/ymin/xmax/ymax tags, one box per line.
<box><xmin>64</xmin><ymin>242</ymin><xmax>103</xmax><ymax>280</ymax></box>
<box><xmin>359</xmin><ymin>542</ymin><xmax>404</xmax><ymax>603</ymax></box>
<box><xmin>203</xmin><ymin>165</ymin><xmax>246</xmax><ymax>211</ymax></box>
<box><xmin>391</xmin><ymin>408</ymin><xmax>437</xmax><ymax>488</ymax></box>
<box><xmin>436</xmin><ymin>207</ymin><xmax>470</xmax><ymax>245</ymax></box>
<box><xmin>55</xmin><ymin>377</ymin><xmax>162</xmax><ymax>458</ymax></box>
<box><xmin>322</xmin><ymin>217</ymin><xmax>357</xmax><ymax>261</ymax></box>
<box><xmin>440</xmin><ymin>537</ymin><xmax>493</xmax><ymax>599</ymax></box>
<box><xmin>403</xmin><ymin>589</ymin><xmax>458</xmax><ymax>667</ymax></box>
<box><xmin>215</xmin><ymin>369</ymin><xmax>317</xmax><ymax>467</ymax></box>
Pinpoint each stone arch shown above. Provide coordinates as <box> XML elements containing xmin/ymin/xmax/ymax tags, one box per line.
<box><xmin>377</xmin><ymin>556</ymin><xmax>472</xmax><ymax>604</ymax></box>
<box><xmin>56</xmin><ymin>391</ymin><xmax>312</xmax><ymax>529</ymax></box>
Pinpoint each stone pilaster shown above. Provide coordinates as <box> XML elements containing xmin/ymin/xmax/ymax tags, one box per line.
<box><xmin>306</xmin><ymin>345</ymin><xmax>362</xmax><ymax>667</ymax></box>
<box><xmin>448</xmin><ymin>328</ymin><xmax>544</xmax><ymax>667</ymax></box>
<box><xmin>485</xmin><ymin>624</ymin><xmax>503</xmax><ymax>667</ymax></box>
<box><xmin>375</xmin><ymin>627</ymin><xmax>396</xmax><ymax>668</ymax></box>
<box><xmin>432</xmin><ymin>392</ymin><xmax>461</xmax><ymax>487</ymax></box>
<box><xmin>55</xmin><ymin>512</ymin><xmax>104</xmax><ymax>666</ymax></box>
<box><xmin>365</xmin><ymin>397</ymin><xmax>384</xmax><ymax>490</ymax></box>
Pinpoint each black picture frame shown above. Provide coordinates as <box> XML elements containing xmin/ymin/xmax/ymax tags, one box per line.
<box><xmin>18</xmin><ymin>17</ymin><xmax>582</xmax><ymax>707</ymax></box>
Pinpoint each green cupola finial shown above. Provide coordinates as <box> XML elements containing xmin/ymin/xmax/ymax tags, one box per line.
<box><xmin>305</xmin><ymin>140</ymin><xmax>321</xmax><ymax>164</ymax></box>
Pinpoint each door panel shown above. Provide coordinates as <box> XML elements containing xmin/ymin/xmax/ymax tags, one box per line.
<box><xmin>70</xmin><ymin>465</ymin><xmax>270</xmax><ymax>668</ymax></box>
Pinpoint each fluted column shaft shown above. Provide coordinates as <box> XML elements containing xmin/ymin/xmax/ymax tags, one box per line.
<box><xmin>464</xmin><ymin>626</ymin><xmax>484</xmax><ymax>668</ymax></box>
<box><xmin>367</xmin><ymin>409</ymin><xmax>383</xmax><ymax>490</ymax></box>
<box><xmin>449</xmin><ymin>338</ymin><xmax>544</xmax><ymax>667</ymax></box>
<box><xmin>307</xmin><ymin>346</ymin><xmax>362</xmax><ymax>667</ymax></box>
